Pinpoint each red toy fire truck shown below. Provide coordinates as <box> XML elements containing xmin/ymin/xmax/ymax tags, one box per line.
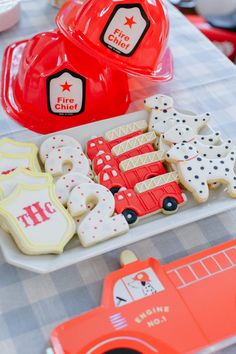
<box><xmin>98</xmin><ymin>161</ymin><xmax>166</xmax><ymax>194</ymax></box>
<box><xmin>114</xmin><ymin>172</ymin><xmax>186</xmax><ymax>224</ymax></box>
<box><xmin>48</xmin><ymin>238</ymin><xmax>236</xmax><ymax>353</ymax></box>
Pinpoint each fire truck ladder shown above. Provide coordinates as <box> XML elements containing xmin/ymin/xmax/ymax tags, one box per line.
<box><xmin>167</xmin><ymin>246</ymin><xmax>236</xmax><ymax>289</ymax></box>
<box><xmin>111</xmin><ymin>132</ymin><xmax>157</xmax><ymax>157</ymax></box>
<box><xmin>135</xmin><ymin>171</ymin><xmax>179</xmax><ymax>193</ymax></box>
<box><xmin>119</xmin><ymin>151</ymin><xmax>165</xmax><ymax>172</ymax></box>
<box><xmin>105</xmin><ymin>120</ymin><xmax>148</xmax><ymax>142</ymax></box>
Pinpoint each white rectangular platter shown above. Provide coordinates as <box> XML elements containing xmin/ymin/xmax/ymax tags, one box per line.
<box><xmin>1</xmin><ymin>110</ymin><xmax>236</xmax><ymax>273</ymax></box>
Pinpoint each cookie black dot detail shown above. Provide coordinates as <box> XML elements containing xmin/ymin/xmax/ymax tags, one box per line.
<box><xmin>197</xmin><ymin>157</ymin><xmax>202</xmax><ymax>161</ymax></box>
<box><xmin>184</xmin><ymin>155</ymin><xmax>189</xmax><ymax>159</ymax></box>
<box><xmin>225</xmin><ymin>168</ymin><xmax>230</xmax><ymax>172</ymax></box>
<box><xmin>195</xmin><ymin>175</ymin><xmax>199</xmax><ymax>179</ymax></box>
<box><xmin>201</xmin><ymin>182</ymin><xmax>205</xmax><ymax>185</ymax></box>
<box><xmin>217</xmin><ymin>154</ymin><xmax>221</xmax><ymax>158</ymax></box>
<box><xmin>220</xmin><ymin>161</ymin><xmax>224</xmax><ymax>164</ymax></box>
<box><xmin>187</xmin><ymin>167</ymin><xmax>192</xmax><ymax>171</ymax></box>
<box><xmin>213</xmin><ymin>166</ymin><xmax>218</xmax><ymax>170</ymax></box>
<box><xmin>200</xmin><ymin>166</ymin><xmax>204</xmax><ymax>170</ymax></box>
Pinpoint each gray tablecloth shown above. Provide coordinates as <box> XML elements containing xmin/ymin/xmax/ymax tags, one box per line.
<box><xmin>0</xmin><ymin>1</ymin><xmax>236</xmax><ymax>353</ymax></box>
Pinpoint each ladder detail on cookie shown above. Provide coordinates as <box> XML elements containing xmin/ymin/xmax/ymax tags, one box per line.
<box><xmin>120</xmin><ymin>151</ymin><xmax>165</xmax><ymax>171</ymax></box>
<box><xmin>112</xmin><ymin>132</ymin><xmax>157</xmax><ymax>156</ymax></box>
<box><xmin>135</xmin><ymin>171</ymin><xmax>179</xmax><ymax>193</ymax></box>
<box><xmin>105</xmin><ymin>120</ymin><xmax>148</xmax><ymax>141</ymax></box>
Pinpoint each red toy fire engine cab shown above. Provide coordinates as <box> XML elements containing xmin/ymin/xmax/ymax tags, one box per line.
<box><xmin>114</xmin><ymin>174</ymin><xmax>186</xmax><ymax>224</ymax></box>
<box><xmin>49</xmin><ymin>239</ymin><xmax>236</xmax><ymax>354</ymax></box>
<box><xmin>98</xmin><ymin>161</ymin><xmax>166</xmax><ymax>194</ymax></box>
<box><xmin>86</xmin><ymin>132</ymin><xmax>142</xmax><ymax>161</ymax></box>
<box><xmin>92</xmin><ymin>144</ymin><xmax>155</xmax><ymax>175</ymax></box>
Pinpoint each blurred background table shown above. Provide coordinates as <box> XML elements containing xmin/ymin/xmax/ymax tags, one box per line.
<box><xmin>0</xmin><ymin>1</ymin><xmax>236</xmax><ymax>353</ymax></box>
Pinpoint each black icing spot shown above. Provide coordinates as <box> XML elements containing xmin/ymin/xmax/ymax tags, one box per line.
<box><xmin>200</xmin><ymin>166</ymin><xmax>204</xmax><ymax>170</ymax></box>
<box><xmin>197</xmin><ymin>157</ymin><xmax>202</xmax><ymax>161</ymax></box>
<box><xmin>220</xmin><ymin>161</ymin><xmax>224</xmax><ymax>164</ymax></box>
<box><xmin>213</xmin><ymin>166</ymin><xmax>218</xmax><ymax>170</ymax></box>
<box><xmin>201</xmin><ymin>182</ymin><xmax>205</xmax><ymax>185</ymax></box>
<box><xmin>217</xmin><ymin>154</ymin><xmax>221</xmax><ymax>158</ymax></box>
<box><xmin>184</xmin><ymin>155</ymin><xmax>189</xmax><ymax>159</ymax></box>
<box><xmin>225</xmin><ymin>168</ymin><xmax>230</xmax><ymax>172</ymax></box>
<box><xmin>187</xmin><ymin>167</ymin><xmax>192</xmax><ymax>171</ymax></box>
<box><xmin>194</xmin><ymin>119</ymin><xmax>198</xmax><ymax>122</ymax></box>
<box><xmin>195</xmin><ymin>175</ymin><xmax>199</xmax><ymax>179</ymax></box>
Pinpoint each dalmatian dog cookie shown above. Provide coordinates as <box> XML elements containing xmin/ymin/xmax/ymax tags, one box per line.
<box><xmin>145</xmin><ymin>94</ymin><xmax>211</xmax><ymax>136</ymax></box>
<box><xmin>105</xmin><ymin>120</ymin><xmax>148</xmax><ymax>141</ymax></box>
<box><xmin>166</xmin><ymin>143</ymin><xmax>236</xmax><ymax>203</ymax></box>
<box><xmin>0</xmin><ymin>168</ymin><xmax>52</xmax><ymax>200</ymax></box>
<box><xmin>111</xmin><ymin>132</ymin><xmax>157</xmax><ymax>157</ymax></box>
<box><xmin>40</xmin><ymin>135</ymin><xmax>82</xmax><ymax>163</ymax></box>
<box><xmin>67</xmin><ymin>183</ymin><xmax>129</xmax><ymax>247</ymax></box>
<box><xmin>45</xmin><ymin>147</ymin><xmax>90</xmax><ymax>177</ymax></box>
<box><xmin>55</xmin><ymin>172</ymin><xmax>94</xmax><ymax>205</ymax></box>
<box><xmin>0</xmin><ymin>183</ymin><xmax>75</xmax><ymax>255</ymax></box>
<box><xmin>0</xmin><ymin>152</ymin><xmax>41</xmax><ymax>175</ymax></box>
<box><xmin>162</xmin><ymin>123</ymin><xmax>221</xmax><ymax>146</ymax></box>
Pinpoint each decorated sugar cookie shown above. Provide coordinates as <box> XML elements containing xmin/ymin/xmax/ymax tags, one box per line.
<box><xmin>45</xmin><ymin>147</ymin><xmax>90</xmax><ymax>177</ymax></box>
<box><xmin>55</xmin><ymin>172</ymin><xmax>94</xmax><ymax>205</ymax></box>
<box><xmin>105</xmin><ymin>120</ymin><xmax>148</xmax><ymax>141</ymax></box>
<box><xmin>145</xmin><ymin>94</ymin><xmax>211</xmax><ymax>136</ymax></box>
<box><xmin>166</xmin><ymin>143</ymin><xmax>236</xmax><ymax>203</ymax></box>
<box><xmin>0</xmin><ymin>137</ymin><xmax>38</xmax><ymax>156</ymax></box>
<box><xmin>0</xmin><ymin>183</ymin><xmax>75</xmax><ymax>255</ymax></box>
<box><xmin>0</xmin><ymin>152</ymin><xmax>41</xmax><ymax>175</ymax></box>
<box><xmin>119</xmin><ymin>151</ymin><xmax>165</xmax><ymax>172</ymax></box>
<box><xmin>114</xmin><ymin>172</ymin><xmax>186</xmax><ymax>225</ymax></box>
<box><xmin>111</xmin><ymin>132</ymin><xmax>156</xmax><ymax>157</ymax></box>
<box><xmin>0</xmin><ymin>168</ymin><xmax>52</xmax><ymax>200</ymax></box>
<box><xmin>67</xmin><ymin>183</ymin><xmax>129</xmax><ymax>247</ymax></box>
<box><xmin>162</xmin><ymin>123</ymin><xmax>221</xmax><ymax>146</ymax></box>
<box><xmin>40</xmin><ymin>134</ymin><xmax>82</xmax><ymax>163</ymax></box>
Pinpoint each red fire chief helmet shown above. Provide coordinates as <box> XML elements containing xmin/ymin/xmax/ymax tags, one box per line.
<box><xmin>1</xmin><ymin>30</ymin><xmax>130</xmax><ymax>134</ymax></box>
<box><xmin>57</xmin><ymin>0</ymin><xmax>173</xmax><ymax>80</ymax></box>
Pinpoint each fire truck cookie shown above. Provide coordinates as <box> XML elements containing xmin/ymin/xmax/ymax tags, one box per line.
<box><xmin>92</xmin><ymin>144</ymin><xmax>155</xmax><ymax>175</ymax></box>
<box><xmin>86</xmin><ymin>131</ymin><xmax>143</xmax><ymax>161</ymax></box>
<box><xmin>114</xmin><ymin>172</ymin><xmax>186</xmax><ymax>224</ymax></box>
<box><xmin>98</xmin><ymin>155</ymin><xmax>166</xmax><ymax>194</ymax></box>
<box><xmin>48</xmin><ymin>239</ymin><xmax>236</xmax><ymax>353</ymax></box>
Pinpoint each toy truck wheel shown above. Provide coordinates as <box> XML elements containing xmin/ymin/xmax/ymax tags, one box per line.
<box><xmin>162</xmin><ymin>197</ymin><xmax>178</xmax><ymax>213</ymax></box>
<box><xmin>110</xmin><ymin>187</ymin><xmax>121</xmax><ymax>195</ymax></box>
<box><xmin>122</xmin><ymin>209</ymin><xmax>138</xmax><ymax>225</ymax></box>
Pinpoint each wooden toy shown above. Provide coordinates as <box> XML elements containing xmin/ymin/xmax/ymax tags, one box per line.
<box><xmin>49</xmin><ymin>238</ymin><xmax>236</xmax><ymax>353</ymax></box>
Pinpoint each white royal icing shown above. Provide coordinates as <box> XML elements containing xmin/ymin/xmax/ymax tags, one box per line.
<box><xmin>0</xmin><ymin>183</ymin><xmax>75</xmax><ymax>255</ymax></box>
<box><xmin>166</xmin><ymin>143</ymin><xmax>236</xmax><ymax>203</ymax></box>
<box><xmin>145</xmin><ymin>94</ymin><xmax>211</xmax><ymax>136</ymax></box>
<box><xmin>55</xmin><ymin>172</ymin><xmax>94</xmax><ymax>205</ymax></box>
<box><xmin>162</xmin><ymin>123</ymin><xmax>221</xmax><ymax>146</ymax></box>
<box><xmin>45</xmin><ymin>146</ymin><xmax>90</xmax><ymax>177</ymax></box>
<box><xmin>40</xmin><ymin>135</ymin><xmax>82</xmax><ymax>163</ymax></box>
<box><xmin>0</xmin><ymin>168</ymin><xmax>52</xmax><ymax>200</ymax></box>
<box><xmin>67</xmin><ymin>183</ymin><xmax>129</xmax><ymax>247</ymax></box>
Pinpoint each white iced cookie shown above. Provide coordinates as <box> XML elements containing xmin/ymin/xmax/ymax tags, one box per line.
<box><xmin>0</xmin><ymin>168</ymin><xmax>52</xmax><ymax>200</ymax></box>
<box><xmin>105</xmin><ymin>120</ymin><xmax>148</xmax><ymax>141</ymax></box>
<box><xmin>166</xmin><ymin>143</ymin><xmax>236</xmax><ymax>203</ymax></box>
<box><xmin>0</xmin><ymin>152</ymin><xmax>41</xmax><ymax>175</ymax></box>
<box><xmin>192</xmin><ymin>139</ymin><xmax>233</xmax><ymax>159</ymax></box>
<box><xmin>0</xmin><ymin>183</ymin><xmax>75</xmax><ymax>255</ymax></box>
<box><xmin>45</xmin><ymin>147</ymin><xmax>90</xmax><ymax>177</ymax></box>
<box><xmin>111</xmin><ymin>132</ymin><xmax>156</xmax><ymax>157</ymax></box>
<box><xmin>145</xmin><ymin>94</ymin><xmax>211</xmax><ymax>136</ymax></box>
<box><xmin>162</xmin><ymin>123</ymin><xmax>221</xmax><ymax>146</ymax></box>
<box><xmin>67</xmin><ymin>183</ymin><xmax>129</xmax><ymax>247</ymax></box>
<box><xmin>55</xmin><ymin>172</ymin><xmax>94</xmax><ymax>205</ymax></box>
<box><xmin>40</xmin><ymin>135</ymin><xmax>82</xmax><ymax>163</ymax></box>
<box><xmin>0</xmin><ymin>138</ymin><xmax>38</xmax><ymax>155</ymax></box>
